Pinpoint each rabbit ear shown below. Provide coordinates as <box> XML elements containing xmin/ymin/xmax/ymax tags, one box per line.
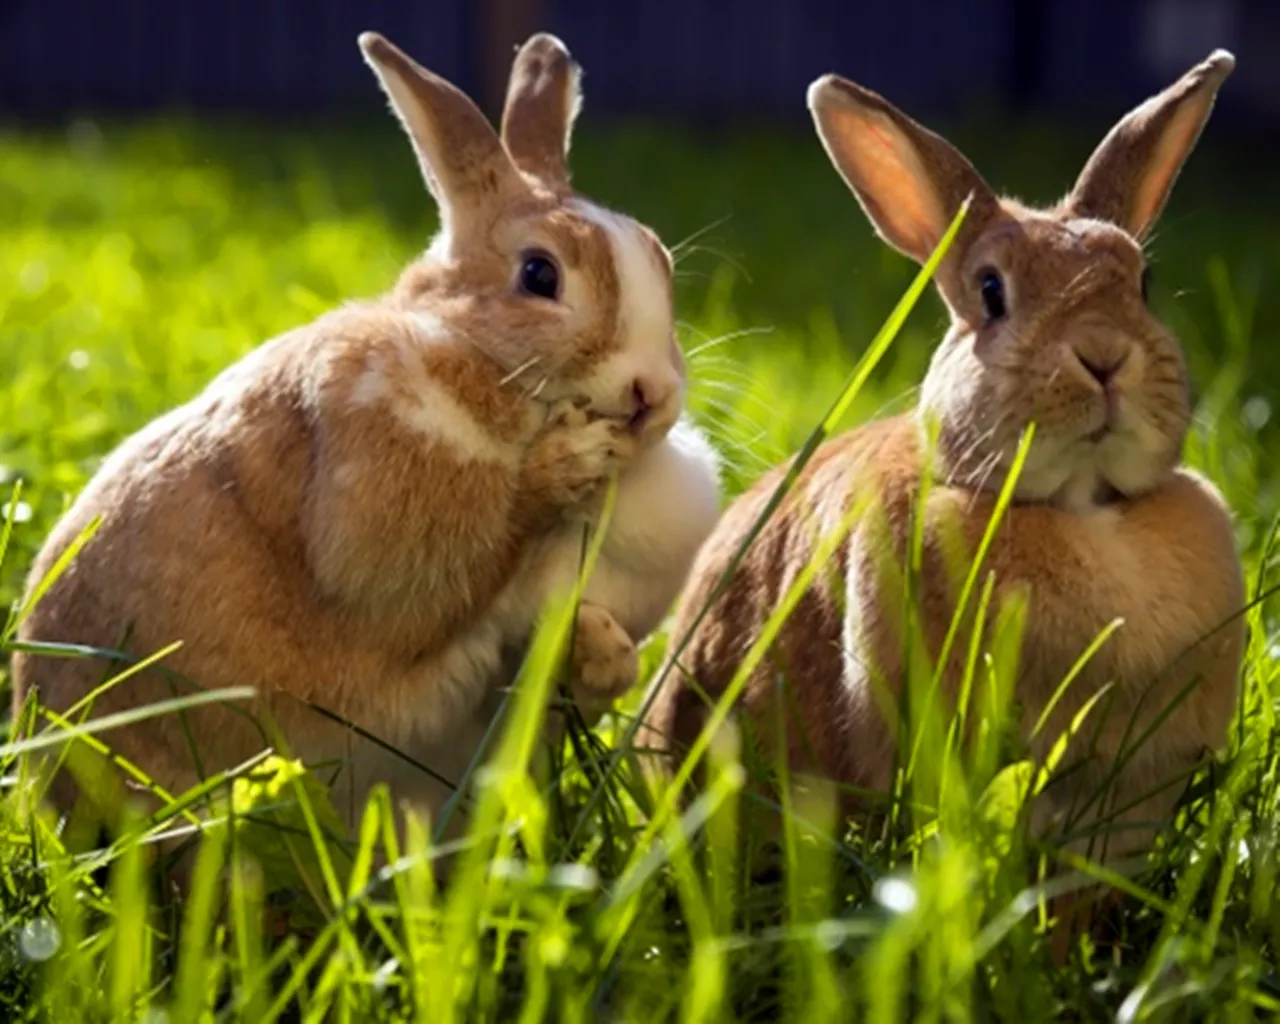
<box><xmin>1068</xmin><ymin>50</ymin><xmax>1234</xmax><ymax>240</ymax></box>
<box><xmin>500</xmin><ymin>33</ymin><xmax>582</xmax><ymax>187</ymax></box>
<box><xmin>359</xmin><ymin>32</ymin><xmax>526</xmax><ymax>237</ymax></box>
<box><xmin>807</xmin><ymin>74</ymin><xmax>998</xmax><ymax>265</ymax></box>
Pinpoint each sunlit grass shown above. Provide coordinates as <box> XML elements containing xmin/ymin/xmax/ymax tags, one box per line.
<box><xmin>1</xmin><ymin>116</ymin><xmax>1278</xmax><ymax>1021</ymax></box>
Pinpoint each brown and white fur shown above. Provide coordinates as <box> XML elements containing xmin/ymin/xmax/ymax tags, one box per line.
<box><xmin>11</xmin><ymin>33</ymin><xmax>720</xmax><ymax>847</ymax></box>
<box><xmin>644</xmin><ymin>52</ymin><xmax>1244</xmax><ymax>939</ymax></box>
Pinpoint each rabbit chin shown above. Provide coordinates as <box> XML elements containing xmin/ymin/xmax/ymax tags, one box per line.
<box><xmin>1004</xmin><ymin>421</ymin><xmax>1176</xmax><ymax>513</ymax></box>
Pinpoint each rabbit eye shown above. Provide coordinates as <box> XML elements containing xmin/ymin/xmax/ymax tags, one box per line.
<box><xmin>518</xmin><ymin>251</ymin><xmax>560</xmax><ymax>301</ymax></box>
<box><xmin>978</xmin><ymin>269</ymin><xmax>1006</xmax><ymax>321</ymax></box>
<box><xmin>1140</xmin><ymin>266</ymin><xmax>1152</xmax><ymax>304</ymax></box>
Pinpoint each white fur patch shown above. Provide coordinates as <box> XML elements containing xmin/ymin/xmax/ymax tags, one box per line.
<box><xmin>395</xmin><ymin>378</ymin><xmax>513</xmax><ymax>465</ymax></box>
<box><xmin>349</xmin><ymin>318</ymin><xmax>515</xmax><ymax>466</ymax></box>
<box><xmin>567</xmin><ymin>199</ymin><xmax>680</xmax><ymax>415</ymax></box>
<box><xmin>349</xmin><ymin>353</ymin><xmax>390</xmax><ymax>407</ymax></box>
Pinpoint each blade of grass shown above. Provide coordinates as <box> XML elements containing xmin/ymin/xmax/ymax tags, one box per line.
<box><xmin>3</xmin><ymin>513</ymin><xmax>102</xmax><ymax>643</ymax></box>
<box><xmin>0</xmin><ymin>686</ymin><xmax>256</xmax><ymax>759</ymax></box>
<box><xmin>174</xmin><ymin>820</ymin><xmax>230</xmax><ymax>1023</ymax></box>
<box><xmin>598</xmin><ymin>485</ymin><xmax>873</xmax><ymax>964</ymax></box>
<box><xmin>904</xmin><ymin>422</ymin><xmax>1036</xmax><ymax>782</ymax></box>
<box><xmin>108</xmin><ymin>805</ymin><xmax>152</xmax><ymax>1021</ymax></box>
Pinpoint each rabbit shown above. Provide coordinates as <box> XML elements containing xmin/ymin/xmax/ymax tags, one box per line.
<box><xmin>10</xmin><ymin>32</ymin><xmax>720</xmax><ymax>857</ymax></box>
<box><xmin>643</xmin><ymin>50</ymin><xmax>1244</xmax><ymax>940</ymax></box>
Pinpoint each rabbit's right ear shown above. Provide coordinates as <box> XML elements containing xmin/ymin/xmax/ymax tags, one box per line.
<box><xmin>500</xmin><ymin>33</ymin><xmax>582</xmax><ymax>188</ymax></box>
<box><xmin>359</xmin><ymin>32</ymin><xmax>526</xmax><ymax>239</ymax></box>
<box><xmin>807</xmin><ymin>75</ymin><xmax>997</xmax><ymax>265</ymax></box>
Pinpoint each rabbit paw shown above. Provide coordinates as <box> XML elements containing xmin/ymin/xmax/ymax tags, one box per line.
<box><xmin>569</xmin><ymin>603</ymin><xmax>638</xmax><ymax>726</ymax></box>
<box><xmin>524</xmin><ymin>399</ymin><xmax>636</xmax><ymax>513</ymax></box>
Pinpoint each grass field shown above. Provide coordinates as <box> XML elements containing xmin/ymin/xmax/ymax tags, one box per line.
<box><xmin>1</xmin><ymin>112</ymin><xmax>1279</xmax><ymax>1021</ymax></box>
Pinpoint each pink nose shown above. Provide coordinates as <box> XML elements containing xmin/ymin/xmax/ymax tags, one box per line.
<box><xmin>632</xmin><ymin>379</ymin><xmax>652</xmax><ymax>413</ymax></box>
<box><xmin>631</xmin><ymin>374</ymin><xmax>674</xmax><ymax>414</ymax></box>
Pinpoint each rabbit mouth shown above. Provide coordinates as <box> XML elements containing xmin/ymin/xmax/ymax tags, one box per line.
<box><xmin>627</xmin><ymin>406</ymin><xmax>653</xmax><ymax>435</ymax></box>
<box><xmin>624</xmin><ymin>400</ymin><xmax>680</xmax><ymax>442</ymax></box>
<box><xmin>1083</xmin><ymin>389</ymin><xmax>1124</xmax><ymax>444</ymax></box>
<box><xmin>589</xmin><ymin>398</ymin><xmax>677</xmax><ymax>444</ymax></box>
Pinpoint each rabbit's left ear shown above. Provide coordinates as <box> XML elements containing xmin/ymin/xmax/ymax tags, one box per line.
<box><xmin>500</xmin><ymin>33</ymin><xmax>582</xmax><ymax>188</ymax></box>
<box><xmin>1067</xmin><ymin>50</ymin><xmax>1235</xmax><ymax>240</ymax></box>
<box><xmin>359</xmin><ymin>32</ymin><xmax>527</xmax><ymax>239</ymax></box>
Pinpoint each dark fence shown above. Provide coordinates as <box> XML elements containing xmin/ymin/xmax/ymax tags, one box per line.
<box><xmin>1</xmin><ymin>0</ymin><xmax>1277</xmax><ymax>127</ymax></box>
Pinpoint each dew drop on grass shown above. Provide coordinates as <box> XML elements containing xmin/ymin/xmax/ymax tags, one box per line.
<box><xmin>19</xmin><ymin>918</ymin><xmax>61</xmax><ymax>962</ymax></box>
<box><xmin>1243</xmin><ymin>396</ymin><xmax>1272</xmax><ymax>432</ymax></box>
<box><xmin>872</xmin><ymin>875</ymin><xmax>918</xmax><ymax>915</ymax></box>
<box><xmin>813</xmin><ymin>919</ymin><xmax>844</xmax><ymax>951</ymax></box>
<box><xmin>371</xmin><ymin>958</ymin><xmax>399</xmax><ymax>992</ymax></box>
<box><xmin>2</xmin><ymin>501</ymin><xmax>32</xmax><ymax>524</ymax></box>
<box><xmin>489</xmin><ymin>858</ymin><xmax>529</xmax><ymax>882</ymax></box>
<box><xmin>547</xmin><ymin>862</ymin><xmax>598</xmax><ymax>892</ymax></box>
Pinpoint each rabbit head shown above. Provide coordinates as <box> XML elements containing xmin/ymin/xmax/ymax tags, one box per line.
<box><xmin>360</xmin><ymin>32</ymin><xmax>685</xmax><ymax>448</ymax></box>
<box><xmin>807</xmin><ymin>51</ymin><xmax>1235</xmax><ymax>511</ymax></box>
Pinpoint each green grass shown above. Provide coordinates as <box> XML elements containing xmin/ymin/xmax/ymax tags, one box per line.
<box><xmin>1</xmin><ymin>113</ymin><xmax>1278</xmax><ymax>1021</ymax></box>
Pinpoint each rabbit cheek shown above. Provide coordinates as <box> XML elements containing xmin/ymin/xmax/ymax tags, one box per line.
<box><xmin>563</xmin><ymin>200</ymin><xmax>682</xmax><ymax>432</ymax></box>
<box><xmin>920</xmin><ymin>339</ymin><xmax>1012</xmax><ymax>490</ymax></box>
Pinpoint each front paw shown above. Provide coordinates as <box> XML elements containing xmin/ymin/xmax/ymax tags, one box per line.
<box><xmin>524</xmin><ymin>400</ymin><xmax>636</xmax><ymax>513</ymax></box>
<box><xmin>569</xmin><ymin>602</ymin><xmax>638</xmax><ymax>726</ymax></box>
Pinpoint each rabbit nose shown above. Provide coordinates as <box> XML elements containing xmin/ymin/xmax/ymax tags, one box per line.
<box><xmin>631</xmin><ymin>379</ymin><xmax>653</xmax><ymax>413</ymax></box>
<box><xmin>1074</xmin><ymin>347</ymin><xmax>1128</xmax><ymax>388</ymax></box>
<box><xmin>630</xmin><ymin>373</ymin><xmax>676</xmax><ymax>414</ymax></box>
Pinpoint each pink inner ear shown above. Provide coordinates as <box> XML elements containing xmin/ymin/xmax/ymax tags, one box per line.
<box><xmin>862</xmin><ymin>119</ymin><xmax>899</xmax><ymax>162</ymax></box>
<box><xmin>1129</xmin><ymin>102</ymin><xmax>1208</xmax><ymax>236</ymax></box>
<box><xmin>850</xmin><ymin>113</ymin><xmax>944</xmax><ymax>260</ymax></box>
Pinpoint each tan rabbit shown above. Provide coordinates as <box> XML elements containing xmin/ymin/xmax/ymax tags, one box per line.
<box><xmin>645</xmin><ymin>51</ymin><xmax>1245</xmax><ymax>921</ymax></box>
<box><xmin>11</xmin><ymin>32</ymin><xmax>720</xmax><ymax>847</ymax></box>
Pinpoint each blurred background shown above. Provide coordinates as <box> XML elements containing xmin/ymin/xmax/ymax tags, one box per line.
<box><xmin>2</xmin><ymin>0</ymin><xmax>1279</xmax><ymax>602</ymax></box>
<box><xmin>2</xmin><ymin>0</ymin><xmax>1280</xmax><ymax>128</ymax></box>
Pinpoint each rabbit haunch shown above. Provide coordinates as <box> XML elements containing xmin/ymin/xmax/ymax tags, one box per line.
<box><xmin>10</xmin><ymin>32</ymin><xmax>721</xmax><ymax>849</ymax></box>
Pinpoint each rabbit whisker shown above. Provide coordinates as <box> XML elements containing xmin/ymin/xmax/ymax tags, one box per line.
<box><xmin>670</xmin><ymin>214</ymin><xmax>734</xmax><ymax>258</ymax></box>
<box><xmin>500</xmin><ymin>354</ymin><xmax>545</xmax><ymax>388</ymax></box>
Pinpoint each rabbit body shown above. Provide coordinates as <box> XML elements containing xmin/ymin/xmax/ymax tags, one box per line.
<box><xmin>653</xmin><ymin>413</ymin><xmax>1241</xmax><ymax>858</ymax></box>
<box><xmin>11</xmin><ymin>33</ymin><xmax>721</xmax><ymax>836</ymax></box>
<box><xmin>646</xmin><ymin>50</ymin><xmax>1245</xmax><ymax>865</ymax></box>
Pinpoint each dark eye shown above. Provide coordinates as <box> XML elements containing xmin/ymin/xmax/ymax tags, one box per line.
<box><xmin>518</xmin><ymin>252</ymin><xmax>560</xmax><ymax>300</ymax></box>
<box><xmin>1140</xmin><ymin>266</ymin><xmax>1152</xmax><ymax>304</ymax></box>
<box><xmin>979</xmin><ymin>268</ymin><xmax>1006</xmax><ymax>321</ymax></box>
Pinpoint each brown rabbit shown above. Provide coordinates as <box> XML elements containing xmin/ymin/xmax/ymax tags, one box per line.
<box><xmin>11</xmin><ymin>32</ymin><xmax>721</xmax><ymax>849</ymax></box>
<box><xmin>644</xmin><ymin>51</ymin><xmax>1245</xmax><ymax>936</ymax></box>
